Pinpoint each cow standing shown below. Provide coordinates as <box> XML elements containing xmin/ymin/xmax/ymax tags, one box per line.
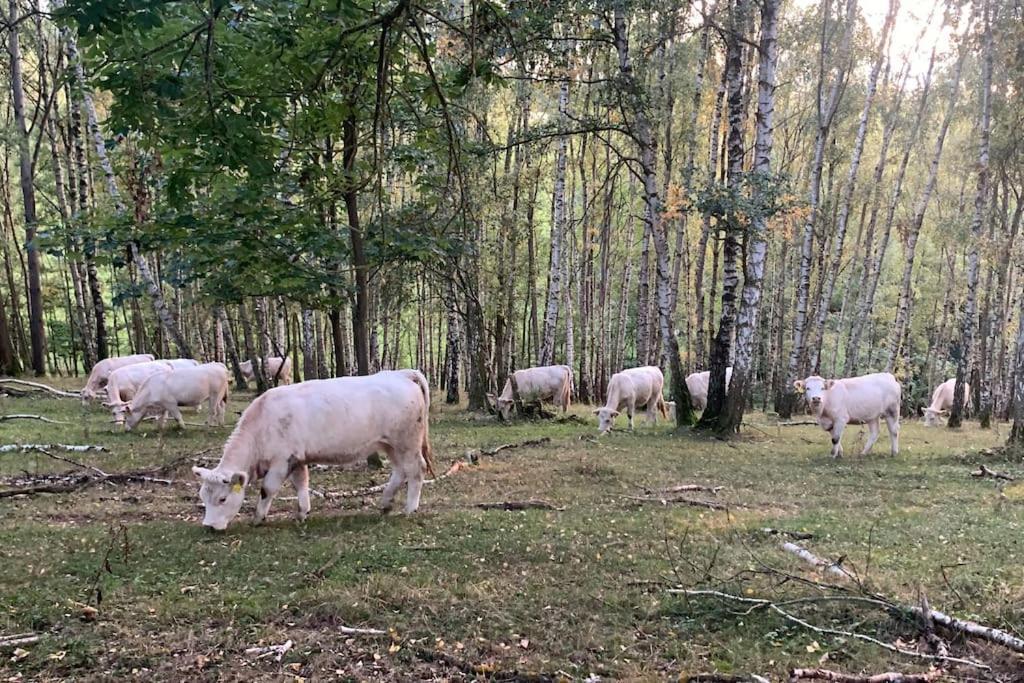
<box><xmin>124</xmin><ymin>363</ymin><xmax>230</xmax><ymax>431</ymax></box>
<box><xmin>192</xmin><ymin>369</ymin><xmax>433</xmax><ymax>530</ymax></box>
<box><xmin>81</xmin><ymin>354</ymin><xmax>155</xmax><ymax>401</ymax></box>
<box><xmin>923</xmin><ymin>378</ymin><xmax>972</xmax><ymax>426</ymax></box>
<box><xmin>685</xmin><ymin>367</ymin><xmax>734</xmax><ymax>411</ymax></box>
<box><xmin>239</xmin><ymin>357</ymin><xmax>293</xmax><ymax>386</ymax></box>
<box><xmin>488</xmin><ymin>365</ymin><xmax>572</xmax><ymax>420</ymax></box>
<box><xmin>594</xmin><ymin>366</ymin><xmax>667</xmax><ymax>433</ymax></box>
<box><xmin>795</xmin><ymin>372</ymin><xmax>901</xmax><ymax>458</ymax></box>
<box><xmin>103</xmin><ymin>361</ymin><xmax>175</xmax><ymax>424</ymax></box>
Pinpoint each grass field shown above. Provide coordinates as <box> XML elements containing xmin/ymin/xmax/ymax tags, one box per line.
<box><xmin>2</xmin><ymin>380</ymin><xmax>1023</xmax><ymax>681</ymax></box>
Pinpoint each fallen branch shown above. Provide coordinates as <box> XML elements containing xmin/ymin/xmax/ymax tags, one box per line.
<box><xmin>0</xmin><ymin>378</ymin><xmax>80</xmax><ymax>398</ymax></box>
<box><xmin>245</xmin><ymin>639</ymin><xmax>293</xmax><ymax>661</ymax></box>
<box><xmin>0</xmin><ymin>454</ymin><xmax>174</xmax><ymax>499</ymax></box>
<box><xmin>0</xmin><ymin>414</ymin><xmax>70</xmax><ymax>424</ymax></box>
<box><xmin>480</xmin><ymin>437</ymin><xmax>551</xmax><ymax>457</ymax></box>
<box><xmin>970</xmin><ymin>464</ymin><xmax>1014</xmax><ymax>481</ymax></box>
<box><xmin>337</xmin><ymin>626</ymin><xmax>386</xmax><ymax>636</ymax></box>
<box><xmin>0</xmin><ymin>443</ymin><xmax>107</xmax><ymax>453</ymax></box>
<box><xmin>475</xmin><ymin>499</ymin><xmax>563</xmax><ymax>511</ymax></box>
<box><xmin>777</xmin><ymin>540</ymin><xmax>1024</xmax><ymax>655</ymax></box>
<box><xmin>763</xmin><ymin>527</ymin><xmax>815</xmax><ymax>540</ymax></box>
<box><xmin>659</xmin><ymin>484</ymin><xmax>724</xmax><ymax>495</ymax></box>
<box><xmin>414</xmin><ymin>647</ymin><xmax>557</xmax><ymax>682</ymax></box>
<box><xmin>0</xmin><ymin>633</ymin><xmax>40</xmax><ymax>649</ymax></box>
<box><xmin>624</xmin><ymin>495</ymin><xmax>740</xmax><ymax>511</ymax></box>
<box><xmin>685</xmin><ymin>675</ymin><xmax>770</xmax><ymax>683</ymax></box>
<box><xmin>668</xmin><ymin>589</ymin><xmax>987</xmax><ymax>670</ymax></box>
<box><xmin>778</xmin><ymin>421</ymin><xmax>820</xmax><ymax>427</ymax></box>
<box><xmin>788</xmin><ymin>668</ymin><xmax>940</xmax><ymax>682</ymax></box>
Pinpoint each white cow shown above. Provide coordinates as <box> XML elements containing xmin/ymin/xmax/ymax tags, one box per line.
<box><xmin>192</xmin><ymin>369</ymin><xmax>434</xmax><ymax>530</ymax></box>
<box><xmin>81</xmin><ymin>354</ymin><xmax>155</xmax><ymax>401</ymax></box>
<box><xmin>795</xmin><ymin>372</ymin><xmax>901</xmax><ymax>458</ymax></box>
<box><xmin>239</xmin><ymin>356</ymin><xmax>293</xmax><ymax>386</ymax></box>
<box><xmin>685</xmin><ymin>367</ymin><xmax>734</xmax><ymax>410</ymax></box>
<box><xmin>103</xmin><ymin>361</ymin><xmax>175</xmax><ymax>424</ymax></box>
<box><xmin>487</xmin><ymin>365</ymin><xmax>572</xmax><ymax>420</ymax></box>
<box><xmin>163</xmin><ymin>358</ymin><xmax>201</xmax><ymax>369</ymax></box>
<box><xmin>923</xmin><ymin>378</ymin><xmax>972</xmax><ymax>426</ymax></box>
<box><xmin>124</xmin><ymin>363</ymin><xmax>230</xmax><ymax>431</ymax></box>
<box><xmin>594</xmin><ymin>366</ymin><xmax>667</xmax><ymax>434</ymax></box>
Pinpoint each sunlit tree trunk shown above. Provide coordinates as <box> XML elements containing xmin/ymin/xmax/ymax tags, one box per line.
<box><xmin>950</xmin><ymin>0</ymin><xmax>992</xmax><ymax>429</ymax></box>
<box><xmin>540</xmin><ymin>77</ymin><xmax>569</xmax><ymax>367</ymax></box>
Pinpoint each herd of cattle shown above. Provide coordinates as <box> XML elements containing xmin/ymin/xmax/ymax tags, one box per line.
<box><xmin>71</xmin><ymin>355</ymin><xmax>973</xmax><ymax>529</ymax></box>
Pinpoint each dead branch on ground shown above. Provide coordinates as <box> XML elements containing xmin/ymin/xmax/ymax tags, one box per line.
<box><xmin>970</xmin><ymin>464</ymin><xmax>1014</xmax><ymax>481</ymax></box>
<box><xmin>762</xmin><ymin>527</ymin><xmax>814</xmax><ymax>540</ymax></box>
<box><xmin>478</xmin><ymin>437</ymin><xmax>552</xmax><ymax>457</ymax></box>
<box><xmin>657</xmin><ymin>484</ymin><xmax>724</xmax><ymax>495</ymax></box>
<box><xmin>0</xmin><ymin>633</ymin><xmax>40</xmax><ymax>648</ymax></box>
<box><xmin>0</xmin><ymin>450</ymin><xmax>175</xmax><ymax>498</ymax></box>
<box><xmin>245</xmin><ymin>639</ymin><xmax>293</xmax><ymax>661</ymax></box>
<box><xmin>414</xmin><ymin>647</ymin><xmax>557</xmax><ymax>682</ymax></box>
<box><xmin>475</xmin><ymin>499</ymin><xmax>563</xmax><ymax>511</ymax></box>
<box><xmin>777</xmin><ymin>420</ymin><xmax>821</xmax><ymax>427</ymax></box>
<box><xmin>0</xmin><ymin>378</ymin><xmax>80</xmax><ymax>398</ymax></box>
<box><xmin>0</xmin><ymin>414</ymin><xmax>70</xmax><ymax>424</ymax></box>
<box><xmin>788</xmin><ymin>668</ymin><xmax>941</xmax><ymax>682</ymax></box>
<box><xmin>624</xmin><ymin>494</ymin><xmax>742</xmax><ymax>511</ymax></box>
<box><xmin>685</xmin><ymin>674</ymin><xmax>770</xmax><ymax>683</ymax></box>
<box><xmin>0</xmin><ymin>443</ymin><xmax>107</xmax><ymax>453</ymax></box>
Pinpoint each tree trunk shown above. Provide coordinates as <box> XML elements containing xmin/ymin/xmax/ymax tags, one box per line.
<box><xmin>721</xmin><ymin>0</ymin><xmax>779</xmax><ymax>434</ymax></box>
<box><xmin>540</xmin><ymin>78</ymin><xmax>569</xmax><ymax>367</ymax></box>
<box><xmin>612</xmin><ymin>1</ymin><xmax>694</xmax><ymax>427</ymax></box>
<box><xmin>807</xmin><ymin>0</ymin><xmax>895</xmax><ymax>373</ymax></box>
<box><xmin>342</xmin><ymin>114</ymin><xmax>371</xmax><ymax>376</ymax></box>
<box><xmin>1010</xmin><ymin>274</ymin><xmax>1024</xmax><ymax>445</ymax></box>
<box><xmin>7</xmin><ymin>0</ymin><xmax>47</xmax><ymax>374</ymax></box>
<box><xmin>950</xmin><ymin>0</ymin><xmax>992</xmax><ymax>429</ymax></box>
<box><xmin>694</xmin><ymin>71</ymin><xmax>726</xmax><ymax>369</ymax></box>
<box><xmin>444</xmin><ymin>277</ymin><xmax>460</xmax><ymax>404</ymax></box>
<box><xmin>779</xmin><ymin>0</ymin><xmax>858</xmax><ymax>417</ymax></box>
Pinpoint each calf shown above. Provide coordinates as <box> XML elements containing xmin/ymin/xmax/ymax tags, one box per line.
<box><xmin>795</xmin><ymin>372</ymin><xmax>901</xmax><ymax>458</ymax></box>
<box><xmin>124</xmin><ymin>363</ymin><xmax>230</xmax><ymax>431</ymax></box>
<box><xmin>685</xmin><ymin>367</ymin><xmax>733</xmax><ymax>410</ymax></box>
<box><xmin>594</xmin><ymin>366</ymin><xmax>667</xmax><ymax>433</ymax></box>
<box><xmin>192</xmin><ymin>369</ymin><xmax>433</xmax><ymax>530</ymax></box>
<box><xmin>81</xmin><ymin>354</ymin><xmax>155</xmax><ymax>401</ymax></box>
<box><xmin>103</xmin><ymin>361</ymin><xmax>174</xmax><ymax>424</ymax></box>
<box><xmin>923</xmin><ymin>378</ymin><xmax>972</xmax><ymax>426</ymax></box>
<box><xmin>239</xmin><ymin>356</ymin><xmax>293</xmax><ymax>386</ymax></box>
<box><xmin>487</xmin><ymin>364</ymin><xmax>572</xmax><ymax>420</ymax></box>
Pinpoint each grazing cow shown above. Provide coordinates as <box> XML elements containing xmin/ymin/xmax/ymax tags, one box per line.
<box><xmin>103</xmin><ymin>361</ymin><xmax>174</xmax><ymax>424</ymax></box>
<box><xmin>239</xmin><ymin>356</ymin><xmax>293</xmax><ymax>386</ymax></box>
<box><xmin>923</xmin><ymin>378</ymin><xmax>972</xmax><ymax>426</ymax></box>
<box><xmin>487</xmin><ymin>364</ymin><xmax>572</xmax><ymax>420</ymax></box>
<box><xmin>685</xmin><ymin>367</ymin><xmax>734</xmax><ymax>411</ymax></box>
<box><xmin>192</xmin><ymin>369</ymin><xmax>434</xmax><ymax>530</ymax></box>
<box><xmin>794</xmin><ymin>372</ymin><xmax>901</xmax><ymax>458</ymax></box>
<box><xmin>81</xmin><ymin>354</ymin><xmax>155</xmax><ymax>401</ymax></box>
<box><xmin>594</xmin><ymin>366</ymin><xmax>667</xmax><ymax>434</ymax></box>
<box><xmin>124</xmin><ymin>363</ymin><xmax>230</xmax><ymax>431</ymax></box>
<box><xmin>163</xmin><ymin>358</ymin><xmax>201</xmax><ymax>369</ymax></box>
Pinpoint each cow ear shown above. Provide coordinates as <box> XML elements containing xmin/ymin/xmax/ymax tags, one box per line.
<box><xmin>825</xmin><ymin>380</ymin><xmax>835</xmax><ymax>390</ymax></box>
<box><xmin>229</xmin><ymin>472</ymin><xmax>247</xmax><ymax>489</ymax></box>
<box><xmin>592</xmin><ymin>409</ymin><xmax>601</xmax><ymax>414</ymax></box>
<box><xmin>611</xmin><ymin>410</ymin><xmax>620</xmax><ymax>417</ymax></box>
<box><xmin>793</xmin><ymin>380</ymin><xmax>805</xmax><ymax>393</ymax></box>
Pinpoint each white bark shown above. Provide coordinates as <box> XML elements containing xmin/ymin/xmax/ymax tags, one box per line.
<box><xmin>539</xmin><ymin>77</ymin><xmax>569</xmax><ymax>367</ymax></box>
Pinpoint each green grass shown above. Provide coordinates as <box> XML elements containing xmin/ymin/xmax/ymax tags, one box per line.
<box><xmin>2</xmin><ymin>381</ymin><xmax>1023</xmax><ymax>681</ymax></box>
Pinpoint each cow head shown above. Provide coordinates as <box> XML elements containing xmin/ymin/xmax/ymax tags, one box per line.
<box><xmin>123</xmin><ymin>402</ymin><xmax>146</xmax><ymax>431</ymax></box>
<box><xmin>593</xmin><ymin>407</ymin><xmax>619</xmax><ymax>434</ymax></box>
<box><xmin>922</xmin><ymin>408</ymin><xmax>943</xmax><ymax>427</ymax></box>
<box><xmin>496</xmin><ymin>398</ymin><xmax>515</xmax><ymax>421</ymax></box>
<box><xmin>192</xmin><ymin>466</ymin><xmax>247</xmax><ymax>530</ymax></box>
<box><xmin>103</xmin><ymin>400</ymin><xmax>129</xmax><ymax>425</ymax></box>
<box><xmin>795</xmin><ymin>376</ymin><xmax>831</xmax><ymax>412</ymax></box>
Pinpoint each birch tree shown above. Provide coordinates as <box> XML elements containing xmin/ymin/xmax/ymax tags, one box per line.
<box><xmin>539</xmin><ymin>76</ymin><xmax>570</xmax><ymax>367</ymax></box>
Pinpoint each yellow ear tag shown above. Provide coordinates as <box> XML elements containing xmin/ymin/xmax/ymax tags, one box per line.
<box><xmin>231</xmin><ymin>483</ymin><xmax>243</xmax><ymax>494</ymax></box>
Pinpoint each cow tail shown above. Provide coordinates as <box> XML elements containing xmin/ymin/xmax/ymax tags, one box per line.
<box><xmin>405</xmin><ymin>369</ymin><xmax>437</xmax><ymax>479</ymax></box>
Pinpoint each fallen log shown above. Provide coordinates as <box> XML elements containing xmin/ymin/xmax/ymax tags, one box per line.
<box><xmin>970</xmin><ymin>464</ymin><xmax>1014</xmax><ymax>481</ymax></box>
<box><xmin>788</xmin><ymin>668</ymin><xmax>940</xmax><ymax>683</ymax></box>
<box><xmin>0</xmin><ymin>379</ymin><xmax>80</xmax><ymax>398</ymax></box>
<box><xmin>778</xmin><ymin>540</ymin><xmax>1024</xmax><ymax>655</ymax></box>
<box><xmin>0</xmin><ymin>443</ymin><xmax>107</xmax><ymax>453</ymax></box>
<box><xmin>0</xmin><ymin>633</ymin><xmax>40</xmax><ymax>649</ymax></box>
<box><xmin>0</xmin><ymin>414</ymin><xmax>70</xmax><ymax>424</ymax></box>
<box><xmin>475</xmin><ymin>499</ymin><xmax>562</xmax><ymax>511</ymax></box>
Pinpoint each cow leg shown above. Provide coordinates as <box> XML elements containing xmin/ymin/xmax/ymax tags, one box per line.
<box><xmin>168</xmin><ymin>405</ymin><xmax>185</xmax><ymax>429</ymax></box>
<box><xmin>829</xmin><ymin>419</ymin><xmax>847</xmax><ymax>459</ymax></box>
<box><xmin>626</xmin><ymin>401</ymin><xmax>636</xmax><ymax>431</ymax></box>
<box><xmin>885</xmin><ymin>414</ymin><xmax>900</xmax><ymax>456</ymax></box>
<box><xmin>378</xmin><ymin>465</ymin><xmax>406</xmax><ymax>514</ymax></box>
<box><xmin>254</xmin><ymin>468</ymin><xmax>286</xmax><ymax>524</ymax></box>
<box><xmin>289</xmin><ymin>464</ymin><xmax>311</xmax><ymax>521</ymax></box>
<box><xmin>647</xmin><ymin>401</ymin><xmax>658</xmax><ymax>425</ymax></box>
<box><xmin>402</xmin><ymin>455</ymin><xmax>425</xmax><ymax>514</ymax></box>
<box><xmin>861</xmin><ymin>419</ymin><xmax>880</xmax><ymax>455</ymax></box>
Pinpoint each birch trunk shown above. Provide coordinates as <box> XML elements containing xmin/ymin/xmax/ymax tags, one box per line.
<box><xmin>721</xmin><ymin>0</ymin><xmax>779</xmax><ymax>434</ymax></box>
<box><xmin>694</xmin><ymin>73</ymin><xmax>726</xmax><ymax>368</ymax></box>
<box><xmin>539</xmin><ymin>78</ymin><xmax>569</xmax><ymax>367</ymax></box>
<box><xmin>778</xmin><ymin>0</ymin><xmax>858</xmax><ymax>417</ymax></box>
<box><xmin>950</xmin><ymin>0</ymin><xmax>992</xmax><ymax>429</ymax></box>
<box><xmin>807</xmin><ymin>0</ymin><xmax>895</xmax><ymax>373</ymax></box>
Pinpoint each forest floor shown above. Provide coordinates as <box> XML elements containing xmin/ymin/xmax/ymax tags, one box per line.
<box><xmin>1</xmin><ymin>381</ymin><xmax>1023</xmax><ymax>682</ymax></box>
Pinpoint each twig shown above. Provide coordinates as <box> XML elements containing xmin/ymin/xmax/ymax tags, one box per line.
<box><xmin>245</xmin><ymin>639</ymin><xmax>293</xmax><ymax>661</ymax></box>
<box><xmin>480</xmin><ymin>437</ymin><xmax>551</xmax><ymax>456</ymax></box>
<box><xmin>668</xmin><ymin>589</ymin><xmax>988</xmax><ymax>670</ymax></box>
<box><xmin>0</xmin><ymin>443</ymin><xmax>107</xmax><ymax>453</ymax></box>
<box><xmin>660</xmin><ymin>484</ymin><xmax>724</xmax><ymax>495</ymax></box>
<box><xmin>337</xmin><ymin>626</ymin><xmax>386</xmax><ymax>636</ymax></box>
<box><xmin>0</xmin><ymin>414</ymin><xmax>69</xmax><ymax>424</ymax></box>
<box><xmin>763</xmin><ymin>527</ymin><xmax>815</xmax><ymax>540</ymax></box>
<box><xmin>623</xmin><ymin>495</ymin><xmax>741</xmax><ymax>511</ymax></box>
<box><xmin>970</xmin><ymin>464</ymin><xmax>1014</xmax><ymax>481</ymax></box>
<box><xmin>778</xmin><ymin>420</ymin><xmax>820</xmax><ymax>427</ymax></box>
<box><xmin>788</xmin><ymin>668</ymin><xmax>940</xmax><ymax>682</ymax></box>
<box><xmin>475</xmin><ymin>499</ymin><xmax>563</xmax><ymax>511</ymax></box>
